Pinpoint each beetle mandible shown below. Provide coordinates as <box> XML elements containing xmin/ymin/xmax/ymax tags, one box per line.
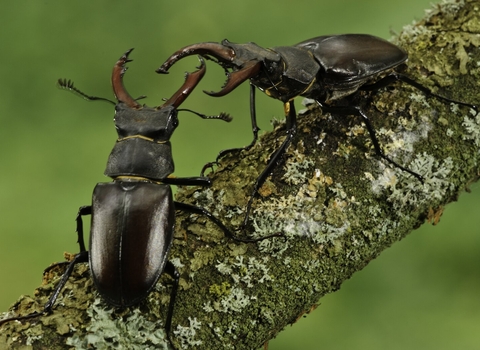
<box><xmin>157</xmin><ymin>34</ymin><xmax>478</xmax><ymax>229</ymax></box>
<box><xmin>0</xmin><ymin>49</ymin><xmax>280</xmax><ymax>347</ymax></box>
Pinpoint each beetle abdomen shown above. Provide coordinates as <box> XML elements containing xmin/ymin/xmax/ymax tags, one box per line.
<box><xmin>296</xmin><ymin>34</ymin><xmax>407</xmax><ymax>84</ymax></box>
<box><xmin>90</xmin><ymin>181</ymin><xmax>175</xmax><ymax>306</ymax></box>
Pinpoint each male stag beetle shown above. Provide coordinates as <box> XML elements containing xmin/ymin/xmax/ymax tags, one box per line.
<box><xmin>0</xmin><ymin>49</ymin><xmax>279</xmax><ymax>346</ymax></box>
<box><xmin>157</xmin><ymin>34</ymin><xmax>478</xmax><ymax>228</ymax></box>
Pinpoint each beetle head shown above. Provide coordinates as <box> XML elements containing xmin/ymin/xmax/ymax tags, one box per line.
<box><xmin>108</xmin><ymin>51</ymin><xmax>210</xmax><ymax>179</ymax></box>
<box><xmin>111</xmin><ymin>49</ymin><xmax>210</xmax><ymax>143</ymax></box>
<box><xmin>157</xmin><ymin>40</ymin><xmax>281</xmax><ymax>97</ymax></box>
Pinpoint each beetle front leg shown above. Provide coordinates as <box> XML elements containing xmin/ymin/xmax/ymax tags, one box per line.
<box><xmin>76</xmin><ymin>205</ymin><xmax>91</xmax><ymax>253</ymax></box>
<box><xmin>201</xmin><ymin>83</ymin><xmax>262</xmax><ymax>176</ymax></box>
<box><xmin>41</xmin><ymin>205</ymin><xmax>92</xmax><ymax>282</ymax></box>
<box><xmin>218</xmin><ymin>83</ymin><xmax>261</xmax><ymax>158</ymax></box>
<box><xmin>240</xmin><ymin>100</ymin><xmax>298</xmax><ymax>229</ymax></box>
<box><xmin>41</xmin><ymin>205</ymin><xmax>91</xmax><ymax>313</ymax></box>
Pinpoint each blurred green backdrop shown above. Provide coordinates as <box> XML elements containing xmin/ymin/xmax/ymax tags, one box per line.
<box><xmin>1</xmin><ymin>1</ymin><xmax>479</xmax><ymax>349</ymax></box>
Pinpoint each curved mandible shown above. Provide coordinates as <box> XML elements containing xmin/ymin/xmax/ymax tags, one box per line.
<box><xmin>112</xmin><ymin>48</ymin><xmax>142</xmax><ymax>108</ymax></box>
<box><xmin>205</xmin><ymin>60</ymin><xmax>262</xmax><ymax>97</ymax></box>
<box><xmin>161</xmin><ymin>56</ymin><xmax>206</xmax><ymax>108</ymax></box>
<box><xmin>156</xmin><ymin>42</ymin><xmax>235</xmax><ymax>74</ymax></box>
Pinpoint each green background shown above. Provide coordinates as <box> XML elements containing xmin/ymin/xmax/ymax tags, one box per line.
<box><xmin>1</xmin><ymin>1</ymin><xmax>479</xmax><ymax>349</ymax></box>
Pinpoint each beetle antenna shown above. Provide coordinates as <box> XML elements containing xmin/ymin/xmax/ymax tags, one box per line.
<box><xmin>178</xmin><ymin>108</ymin><xmax>233</xmax><ymax>122</ymax></box>
<box><xmin>58</xmin><ymin>78</ymin><xmax>116</xmax><ymax>105</ymax></box>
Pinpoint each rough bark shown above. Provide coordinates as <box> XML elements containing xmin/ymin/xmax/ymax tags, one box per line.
<box><xmin>1</xmin><ymin>0</ymin><xmax>479</xmax><ymax>349</ymax></box>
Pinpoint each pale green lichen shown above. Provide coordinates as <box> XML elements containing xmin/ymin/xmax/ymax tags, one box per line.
<box><xmin>66</xmin><ymin>298</ymin><xmax>169</xmax><ymax>350</ymax></box>
<box><xmin>219</xmin><ymin>256</ymin><xmax>273</xmax><ymax>287</ymax></box>
<box><xmin>170</xmin><ymin>257</ymin><xmax>185</xmax><ymax>270</ymax></box>
<box><xmin>206</xmin><ymin>325</ymin><xmax>235</xmax><ymax>350</ymax></box>
<box><xmin>202</xmin><ymin>301</ymin><xmax>214</xmax><ymax>313</ymax></box>
<box><xmin>192</xmin><ymin>187</ymin><xmax>226</xmax><ymax>218</ymax></box>
<box><xmin>251</xmin><ymin>165</ymin><xmax>354</xmax><ymax>249</ymax></box>
<box><xmin>369</xmin><ymin>152</ymin><xmax>456</xmax><ymax>211</ymax></box>
<box><xmin>217</xmin><ymin>287</ymin><xmax>254</xmax><ymax>313</ymax></box>
<box><xmin>26</xmin><ymin>334</ymin><xmax>42</xmax><ymax>346</ymax></box>
<box><xmin>462</xmin><ymin>110</ymin><xmax>480</xmax><ymax>148</ymax></box>
<box><xmin>302</xmin><ymin>259</ymin><xmax>321</xmax><ymax>274</ymax></box>
<box><xmin>281</xmin><ymin>144</ymin><xmax>315</xmax><ymax>185</ymax></box>
<box><xmin>172</xmin><ymin>317</ymin><xmax>202</xmax><ymax>349</ymax></box>
<box><xmin>204</xmin><ymin>256</ymin><xmax>274</xmax><ymax>315</ymax></box>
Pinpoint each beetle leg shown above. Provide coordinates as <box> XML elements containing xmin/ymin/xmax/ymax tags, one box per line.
<box><xmin>0</xmin><ymin>251</ymin><xmax>89</xmax><ymax>327</ymax></box>
<box><xmin>41</xmin><ymin>205</ymin><xmax>90</xmax><ymax>281</ymax></box>
<box><xmin>396</xmin><ymin>73</ymin><xmax>478</xmax><ymax>114</ymax></box>
<box><xmin>168</xmin><ymin>177</ymin><xmax>282</xmax><ymax>240</ymax></box>
<box><xmin>240</xmin><ymin>100</ymin><xmax>298</xmax><ymax>229</ymax></box>
<box><xmin>75</xmin><ymin>205</ymin><xmax>91</xmax><ymax>253</ymax></box>
<box><xmin>362</xmin><ymin>73</ymin><xmax>478</xmax><ymax>114</ymax></box>
<box><xmin>162</xmin><ymin>177</ymin><xmax>282</xmax><ymax>243</ymax></box>
<box><xmin>227</xmin><ymin>82</ymin><xmax>261</xmax><ymax>152</ymax></box>
<box><xmin>43</xmin><ymin>251</ymin><xmax>89</xmax><ymax>313</ymax></box>
<box><xmin>247</xmin><ymin>83</ymin><xmax>261</xmax><ymax>149</ymax></box>
<box><xmin>162</xmin><ymin>176</ymin><xmax>211</xmax><ymax>187</ymax></box>
<box><xmin>35</xmin><ymin>205</ymin><xmax>91</xmax><ymax>296</ymax></box>
<box><xmin>0</xmin><ymin>309</ymin><xmax>43</xmax><ymax>326</ymax></box>
<box><xmin>318</xmin><ymin>103</ymin><xmax>424</xmax><ymax>182</ymax></box>
<box><xmin>174</xmin><ymin>201</ymin><xmax>283</xmax><ymax>242</ymax></box>
<box><xmin>206</xmin><ymin>83</ymin><xmax>262</xmax><ymax>172</ymax></box>
<box><xmin>163</xmin><ymin>261</ymin><xmax>180</xmax><ymax>349</ymax></box>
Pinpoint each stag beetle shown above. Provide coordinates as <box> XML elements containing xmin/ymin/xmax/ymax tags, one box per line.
<box><xmin>0</xmin><ymin>49</ymin><xmax>279</xmax><ymax>347</ymax></box>
<box><xmin>157</xmin><ymin>34</ymin><xmax>478</xmax><ymax>228</ymax></box>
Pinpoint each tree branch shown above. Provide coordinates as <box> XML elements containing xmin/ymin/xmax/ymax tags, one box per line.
<box><xmin>1</xmin><ymin>1</ymin><xmax>480</xmax><ymax>349</ymax></box>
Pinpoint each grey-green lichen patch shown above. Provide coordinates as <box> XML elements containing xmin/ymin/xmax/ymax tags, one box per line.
<box><xmin>368</xmin><ymin>152</ymin><xmax>456</xmax><ymax>211</ymax></box>
<box><xmin>281</xmin><ymin>142</ymin><xmax>315</xmax><ymax>185</ymax></box>
<box><xmin>462</xmin><ymin>109</ymin><xmax>480</xmax><ymax>148</ymax></box>
<box><xmin>172</xmin><ymin>317</ymin><xmax>202</xmax><ymax>349</ymax></box>
<box><xmin>203</xmin><ymin>256</ymin><xmax>274</xmax><ymax>314</ymax></box>
<box><xmin>66</xmin><ymin>298</ymin><xmax>169</xmax><ymax>350</ymax></box>
<box><xmin>252</xmin><ymin>167</ymin><xmax>353</xmax><ymax>250</ymax></box>
<box><xmin>215</xmin><ymin>256</ymin><xmax>273</xmax><ymax>288</ymax></box>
